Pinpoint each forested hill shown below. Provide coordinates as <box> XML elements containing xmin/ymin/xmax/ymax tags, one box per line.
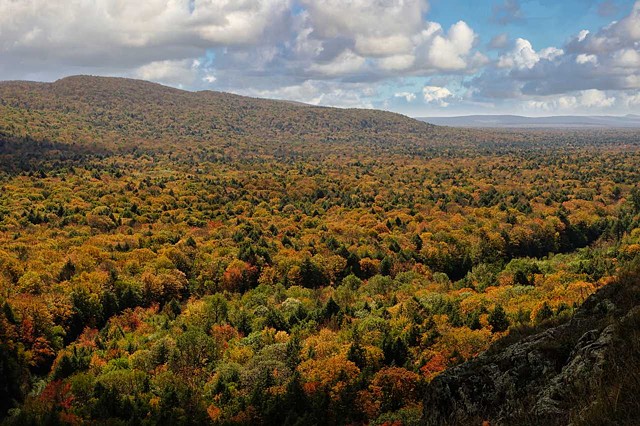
<box><xmin>1</xmin><ymin>76</ymin><xmax>640</xmax><ymax>425</ymax></box>
<box><xmin>0</xmin><ymin>76</ymin><xmax>433</xmax><ymax>147</ymax></box>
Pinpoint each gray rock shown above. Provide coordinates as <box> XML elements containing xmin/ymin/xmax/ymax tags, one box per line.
<box><xmin>422</xmin><ymin>274</ymin><xmax>639</xmax><ymax>426</ymax></box>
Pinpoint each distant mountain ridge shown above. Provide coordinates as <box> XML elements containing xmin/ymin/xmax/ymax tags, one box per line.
<box><xmin>0</xmin><ymin>76</ymin><xmax>434</xmax><ymax>148</ymax></box>
<box><xmin>417</xmin><ymin>114</ymin><xmax>640</xmax><ymax>128</ymax></box>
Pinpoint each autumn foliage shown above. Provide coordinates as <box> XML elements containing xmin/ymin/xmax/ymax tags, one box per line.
<box><xmin>1</xmin><ymin>77</ymin><xmax>640</xmax><ymax>425</ymax></box>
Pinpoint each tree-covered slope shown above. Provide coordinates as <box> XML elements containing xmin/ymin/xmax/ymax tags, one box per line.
<box><xmin>1</xmin><ymin>76</ymin><xmax>640</xmax><ymax>426</ymax></box>
<box><xmin>0</xmin><ymin>76</ymin><xmax>433</xmax><ymax>147</ymax></box>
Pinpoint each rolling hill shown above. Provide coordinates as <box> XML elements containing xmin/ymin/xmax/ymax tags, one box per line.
<box><xmin>0</xmin><ymin>76</ymin><xmax>434</xmax><ymax>148</ymax></box>
<box><xmin>1</xmin><ymin>75</ymin><xmax>640</xmax><ymax>426</ymax></box>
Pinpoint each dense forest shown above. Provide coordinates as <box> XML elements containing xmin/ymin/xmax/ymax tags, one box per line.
<box><xmin>1</xmin><ymin>77</ymin><xmax>640</xmax><ymax>425</ymax></box>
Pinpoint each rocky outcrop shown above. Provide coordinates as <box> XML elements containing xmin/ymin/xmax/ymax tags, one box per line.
<box><xmin>422</xmin><ymin>268</ymin><xmax>640</xmax><ymax>425</ymax></box>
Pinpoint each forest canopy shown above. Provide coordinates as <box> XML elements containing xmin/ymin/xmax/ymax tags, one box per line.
<box><xmin>1</xmin><ymin>77</ymin><xmax>639</xmax><ymax>425</ymax></box>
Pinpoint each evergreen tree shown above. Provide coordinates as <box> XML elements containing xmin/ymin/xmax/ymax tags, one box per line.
<box><xmin>488</xmin><ymin>304</ymin><xmax>510</xmax><ymax>332</ymax></box>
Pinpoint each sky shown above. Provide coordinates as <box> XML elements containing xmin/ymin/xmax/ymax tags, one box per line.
<box><xmin>1</xmin><ymin>0</ymin><xmax>640</xmax><ymax>116</ymax></box>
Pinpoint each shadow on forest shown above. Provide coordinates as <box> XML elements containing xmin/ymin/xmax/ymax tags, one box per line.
<box><xmin>0</xmin><ymin>134</ymin><xmax>110</xmax><ymax>174</ymax></box>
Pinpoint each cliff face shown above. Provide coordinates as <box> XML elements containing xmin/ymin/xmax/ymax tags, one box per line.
<box><xmin>422</xmin><ymin>264</ymin><xmax>640</xmax><ymax>426</ymax></box>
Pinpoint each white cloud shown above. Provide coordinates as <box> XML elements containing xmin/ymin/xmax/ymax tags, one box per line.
<box><xmin>301</xmin><ymin>0</ymin><xmax>429</xmax><ymax>50</ymax></box>
<box><xmin>308</xmin><ymin>49</ymin><xmax>366</xmax><ymax>76</ymax></box>
<box><xmin>539</xmin><ymin>47</ymin><xmax>564</xmax><ymax>61</ymax></box>
<box><xmin>570</xmin><ymin>1</ymin><xmax>640</xmax><ymax>54</ymax></box>
<box><xmin>576</xmin><ymin>54</ymin><xmax>598</xmax><ymax>65</ymax></box>
<box><xmin>0</xmin><ymin>0</ymin><xmax>639</xmax><ymax>116</ymax></box>
<box><xmin>613</xmin><ymin>0</ymin><xmax>640</xmax><ymax>40</ymax></box>
<box><xmin>422</xmin><ymin>85</ymin><xmax>453</xmax><ymax>106</ymax></box>
<box><xmin>623</xmin><ymin>91</ymin><xmax>640</xmax><ymax>106</ymax></box>
<box><xmin>498</xmin><ymin>38</ymin><xmax>536</xmax><ymax>69</ymax></box>
<box><xmin>0</xmin><ymin>0</ymin><xmax>294</xmax><ymax>87</ymax></box>
<box><xmin>355</xmin><ymin>35</ymin><xmax>414</xmax><ymax>57</ymax></box>
<box><xmin>482</xmin><ymin>2</ymin><xmax>640</xmax><ymax>102</ymax></box>
<box><xmin>577</xmin><ymin>30</ymin><xmax>590</xmax><ymax>42</ymax></box>
<box><xmin>298</xmin><ymin>2</ymin><xmax>482</xmax><ymax>76</ymax></box>
<box><xmin>395</xmin><ymin>92</ymin><xmax>417</xmax><ymax>102</ymax></box>
<box><xmin>579</xmin><ymin>89</ymin><xmax>615</xmax><ymax>107</ymax></box>
<box><xmin>240</xmin><ymin>80</ymin><xmax>375</xmax><ymax>108</ymax></box>
<box><xmin>378</xmin><ymin>54</ymin><xmax>416</xmax><ymax>71</ymax></box>
<box><xmin>425</xmin><ymin>21</ymin><xmax>476</xmax><ymax>70</ymax></box>
<box><xmin>0</xmin><ymin>0</ymin><xmax>487</xmax><ymax>87</ymax></box>
<box><xmin>521</xmin><ymin>89</ymin><xmax>616</xmax><ymax>113</ymax></box>
<box><xmin>293</xmin><ymin>24</ymin><xmax>324</xmax><ymax>58</ymax></box>
<box><xmin>497</xmin><ymin>38</ymin><xmax>562</xmax><ymax>70</ymax></box>
<box><xmin>623</xmin><ymin>75</ymin><xmax>640</xmax><ymax>89</ymax></box>
<box><xmin>612</xmin><ymin>49</ymin><xmax>640</xmax><ymax>67</ymax></box>
<box><xmin>192</xmin><ymin>0</ymin><xmax>292</xmax><ymax>45</ymax></box>
<box><xmin>135</xmin><ymin>59</ymin><xmax>199</xmax><ymax>86</ymax></box>
<box><xmin>0</xmin><ymin>0</ymin><xmax>292</xmax><ymax>54</ymax></box>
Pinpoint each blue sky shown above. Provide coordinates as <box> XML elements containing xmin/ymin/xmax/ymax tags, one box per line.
<box><xmin>1</xmin><ymin>0</ymin><xmax>639</xmax><ymax>116</ymax></box>
<box><xmin>433</xmin><ymin>1</ymin><xmax>550</xmax><ymax>45</ymax></box>
<box><xmin>430</xmin><ymin>0</ymin><xmax>624</xmax><ymax>48</ymax></box>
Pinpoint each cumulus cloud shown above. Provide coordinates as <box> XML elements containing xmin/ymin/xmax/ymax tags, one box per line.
<box><xmin>378</xmin><ymin>55</ymin><xmax>416</xmax><ymax>71</ymax></box>
<box><xmin>0</xmin><ymin>0</ymin><xmax>639</xmax><ymax>115</ymax></box>
<box><xmin>614</xmin><ymin>0</ymin><xmax>640</xmax><ymax>40</ymax></box>
<box><xmin>423</xmin><ymin>85</ymin><xmax>453</xmax><ymax>106</ymax></box>
<box><xmin>308</xmin><ymin>50</ymin><xmax>366</xmax><ymax>76</ymax></box>
<box><xmin>612</xmin><ymin>48</ymin><xmax>640</xmax><ymax>68</ymax></box>
<box><xmin>296</xmin><ymin>2</ymin><xmax>484</xmax><ymax>78</ymax></box>
<box><xmin>239</xmin><ymin>80</ymin><xmax>375</xmax><ymax>108</ymax></box>
<box><xmin>424</xmin><ymin>21</ymin><xmax>478</xmax><ymax>70</ymax></box>
<box><xmin>0</xmin><ymin>0</ymin><xmax>489</xmax><ymax>94</ymax></box>
<box><xmin>622</xmin><ymin>91</ymin><xmax>640</xmax><ymax>107</ymax></box>
<box><xmin>355</xmin><ymin>35</ymin><xmax>414</xmax><ymax>57</ymax></box>
<box><xmin>539</xmin><ymin>47</ymin><xmax>565</xmax><ymax>61</ymax></box>
<box><xmin>0</xmin><ymin>0</ymin><xmax>295</xmax><ymax>87</ymax></box>
<box><xmin>579</xmin><ymin>89</ymin><xmax>616</xmax><ymax>107</ymax></box>
<box><xmin>498</xmin><ymin>38</ymin><xmax>563</xmax><ymax>70</ymax></box>
<box><xmin>521</xmin><ymin>1</ymin><xmax>640</xmax><ymax>94</ymax></box>
<box><xmin>497</xmin><ymin>38</ymin><xmax>538</xmax><ymax>69</ymax></box>
<box><xmin>521</xmin><ymin>89</ymin><xmax>617</xmax><ymax>113</ymax></box>
<box><xmin>468</xmin><ymin>0</ymin><xmax>640</xmax><ymax>111</ymax></box>
<box><xmin>301</xmin><ymin>0</ymin><xmax>428</xmax><ymax>54</ymax></box>
<box><xmin>576</xmin><ymin>54</ymin><xmax>598</xmax><ymax>65</ymax></box>
<box><xmin>0</xmin><ymin>0</ymin><xmax>292</xmax><ymax>60</ymax></box>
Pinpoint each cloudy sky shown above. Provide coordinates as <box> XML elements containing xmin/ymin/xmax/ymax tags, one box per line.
<box><xmin>1</xmin><ymin>0</ymin><xmax>640</xmax><ymax>116</ymax></box>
